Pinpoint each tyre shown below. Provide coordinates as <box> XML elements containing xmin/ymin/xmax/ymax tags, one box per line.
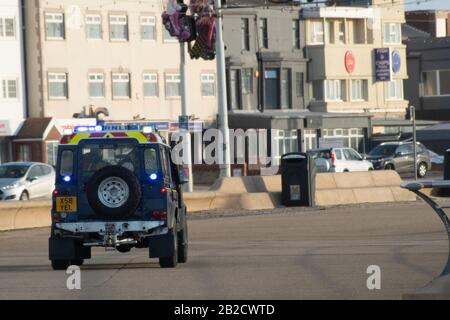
<box><xmin>418</xmin><ymin>162</ymin><xmax>428</xmax><ymax>178</ymax></box>
<box><xmin>385</xmin><ymin>164</ymin><xmax>394</xmax><ymax>170</ymax></box>
<box><xmin>177</xmin><ymin>222</ymin><xmax>188</xmax><ymax>263</ymax></box>
<box><xmin>86</xmin><ymin>166</ymin><xmax>141</xmax><ymax>220</ymax></box>
<box><xmin>116</xmin><ymin>245</ymin><xmax>132</xmax><ymax>253</ymax></box>
<box><xmin>70</xmin><ymin>259</ymin><xmax>84</xmax><ymax>266</ymax></box>
<box><xmin>51</xmin><ymin>259</ymin><xmax>70</xmax><ymax>270</ymax></box>
<box><xmin>19</xmin><ymin>191</ymin><xmax>29</xmax><ymax>201</ymax></box>
<box><xmin>159</xmin><ymin>227</ymin><xmax>178</xmax><ymax>268</ymax></box>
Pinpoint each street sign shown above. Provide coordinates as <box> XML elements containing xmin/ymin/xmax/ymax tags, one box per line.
<box><xmin>392</xmin><ymin>50</ymin><xmax>401</xmax><ymax>74</ymax></box>
<box><xmin>374</xmin><ymin>48</ymin><xmax>391</xmax><ymax>82</ymax></box>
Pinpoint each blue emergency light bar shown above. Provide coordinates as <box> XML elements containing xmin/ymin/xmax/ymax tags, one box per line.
<box><xmin>73</xmin><ymin>124</ymin><xmax>156</xmax><ymax>133</ymax></box>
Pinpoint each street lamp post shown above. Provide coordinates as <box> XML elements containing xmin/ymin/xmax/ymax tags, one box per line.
<box><xmin>410</xmin><ymin>105</ymin><xmax>417</xmax><ymax>180</ymax></box>
<box><xmin>214</xmin><ymin>0</ymin><xmax>231</xmax><ymax>177</ymax></box>
<box><xmin>180</xmin><ymin>42</ymin><xmax>194</xmax><ymax>192</ymax></box>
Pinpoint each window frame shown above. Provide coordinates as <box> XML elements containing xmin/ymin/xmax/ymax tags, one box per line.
<box><xmin>45</xmin><ymin>12</ymin><xmax>65</xmax><ymax>40</ymax></box>
<box><xmin>165</xmin><ymin>73</ymin><xmax>181</xmax><ymax>98</ymax></box>
<box><xmin>350</xmin><ymin>79</ymin><xmax>368</xmax><ymax>102</ymax></box>
<box><xmin>292</xmin><ymin>19</ymin><xmax>301</xmax><ymax>49</ymax></box>
<box><xmin>140</xmin><ymin>15</ymin><xmax>156</xmax><ymax>41</ymax></box>
<box><xmin>422</xmin><ymin>70</ymin><xmax>450</xmax><ymax>97</ymax></box>
<box><xmin>385</xmin><ymin>79</ymin><xmax>403</xmax><ymax>101</ymax></box>
<box><xmin>1</xmin><ymin>78</ymin><xmax>18</xmax><ymax>100</ymax></box>
<box><xmin>258</xmin><ymin>17</ymin><xmax>268</xmax><ymax>49</ymax></box>
<box><xmin>0</xmin><ymin>17</ymin><xmax>16</xmax><ymax>39</ymax></box>
<box><xmin>109</xmin><ymin>14</ymin><xmax>128</xmax><ymax>41</ymax></box>
<box><xmin>47</xmin><ymin>72</ymin><xmax>68</xmax><ymax>100</ymax></box>
<box><xmin>241</xmin><ymin>18</ymin><xmax>250</xmax><ymax>51</ymax></box>
<box><xmin>111</xmin><ymin>73</ymin><xmax>131</xmax><ymax>99</ymax></box>
<box><xmin>384</xmin><ymin>22</ymin><xmax>401</xmax><ymax>44</ymax></box>
<box><xmin>310</xmin><ymin>20</ymin><xmax>324</xmax><ymax>45</ymax></box>
<box><xmin>88</xmin><ymin>73</ymin><xmax>105</xmax><ymax>98</ymax></box>
<box><xmin>200</xmin><ymin>73</ymin><xmax>216</xmax><ymax>97</ymax></box>
<box><xmin>85</xmin><ymin>14</ymin><xmax>102</xmax><ymax>40</ymax></box>
<box><xmin>143</xmin><ymin>72</ymin><xmax>159</xmax><ymax>97</ymax></box>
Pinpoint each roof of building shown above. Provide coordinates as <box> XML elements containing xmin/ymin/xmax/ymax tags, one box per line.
<box><xmin>15</xmin><ymin>118</ymin><xmax>52</xmax><ymax>140</ymax></box>
<box><xmin>406</xmin><ymin>36</ymin><xmax>450</xmax><ymax>50</ymax></box>
<box><xmin>402</xmin><ymin>24</ymin><xmax>431</xmax><ymax>39</ymax></box>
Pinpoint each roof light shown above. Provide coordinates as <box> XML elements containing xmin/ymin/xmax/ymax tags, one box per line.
<box><xmin>63</xmin><ymin>176</ymin><xmax>71</xmax><ymax>182</ymax></box>
<box><xmin>149</xmin><ymin>173</ymin><xmax>157</xmax><ymax>180</ymax></box>
<box><xmin>74</xmin><ymin>125</ymin><xmax>103</xmax><ymax>133</ymax></box>
<box><xmin>143</xmin><ymin>126</ymin><xmax>153</xmax><ymax>134</ymax></box>
<box><xmin>63</xmin><ymin>128</ymin><xmax>73</xmax><ymax>135</ymax></box>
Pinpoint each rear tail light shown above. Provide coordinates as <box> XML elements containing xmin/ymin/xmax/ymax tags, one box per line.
<box><xmin>52</xmin><ymin>189</ymin><xmax>59</xmax><ymax>197</ymax></box>
<box><xmin>330</xmin><ymin>151</ymin><xmax>336</xmax><ymax>167</ymax></box>
<box><xmin>151</xmin><ymin>210</ymin><xmax>167</xmax><ymax>220</ymax></box>
<box><xmin>160</xmin><ymin>187</ymin><xmax>167</xmax><ymax>193</ymax></box>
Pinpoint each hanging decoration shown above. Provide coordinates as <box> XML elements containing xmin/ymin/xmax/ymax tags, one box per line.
<box><xmin>162</xmin><ymin>0</ymin><xmax>217</xmax><ymax>60</ymax></box>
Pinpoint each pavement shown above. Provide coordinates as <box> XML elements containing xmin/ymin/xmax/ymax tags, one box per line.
<box><xmin>0</xmin><ymin>201</ymin><xmax>448</xmax><ymax>299</ymax></box>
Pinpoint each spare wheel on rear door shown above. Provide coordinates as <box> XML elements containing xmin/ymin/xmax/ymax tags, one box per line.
<box><xmin>86</xmin><ymin>165</ymin><xmax>141</xmax><ymax>220</ymax></box>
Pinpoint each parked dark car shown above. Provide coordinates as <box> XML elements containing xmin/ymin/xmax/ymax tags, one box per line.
<box><xmin>366</xmin><ymin>142</ymin><xmax>432</xmax><ymax>178</ymax></box>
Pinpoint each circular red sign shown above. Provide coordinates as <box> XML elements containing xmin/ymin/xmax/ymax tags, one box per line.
<box><xmin>345</xmin><ymin>51</ymin><xmax>356</xmax><ymax>74</ymax></box>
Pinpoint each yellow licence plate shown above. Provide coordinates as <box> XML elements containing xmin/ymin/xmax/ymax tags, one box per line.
<box><xmin>56</xmin><ymin>197</ymin><xmax>77</xmax><ymax>212</ymax></box>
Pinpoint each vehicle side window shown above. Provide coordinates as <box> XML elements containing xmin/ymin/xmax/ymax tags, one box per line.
<box><xmin>160</xmin><ymin>146</ymin><xmax>172</xmax><ymax>183</ymax></box>
<box><xmin>349</xmin><ymin>149</ymin><xmax>362</xmax><ymax>160</ymax></box>
<box><xmin>397</xmin><ymin>145</ymin><xmax>412</xmax><ymax>155</ymax></box>
<box><xmin>144</xmin><ymin>147</ymin><xmax>159</xmax><ymax>173</ymax></box>
<box><xmin>28</xmin><ymin>166</ymin><xmax>43</xmax><ymax>179</ymax></box>
<box><xmin>342</xmin><ymin>149</ymin><xmax>352</xmax><ymax>160</ymax></box>
<box><xmin>60</xmin><ymin>150</ymin><xmax>73</xmax><ymax>176</ymax></box>
<box><xmin>40</xmin><ymin>165</ymin><xmax>52</xmax><ymax>175</ymax></box>
<box><xmin>334</xmin><ymin>150</ymin><xmax>342</xmax><ymax>160</ymax></box>
<box><xmin>418</xmin><ymin>144</ymin><xmax>426</xmax><ymax>154</ymax></box>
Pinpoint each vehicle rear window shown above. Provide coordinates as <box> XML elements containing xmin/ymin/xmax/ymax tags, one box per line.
<box><xmin>80</xmin><ymin>143</ymin><xmax>137</xmax><ymax>178</ymax></box>
<box><xmin>144</xmin><ymin>147</ymin><xmax>159</xmax><ymax>173</ymax></box>
<box><xmin>60</xmin><ymin>150</ymin><xmax>73</xmax><ymax>176</ymax></box>
<box><xmin>0</xmin><ymin>165</ymin><xmax>29</xmax><ymax>178</ymax></box>
<box><xmin>309</xmin><ymin>150</ymin><xmax>331</xmax><ymax>159</ymax></box>
<box><xmin>368</xmin><ymin>144</ymin><xmax>397</xmax><ymax>156</ymax></box>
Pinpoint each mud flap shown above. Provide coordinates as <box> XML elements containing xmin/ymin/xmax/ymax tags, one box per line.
<box><xmin>49</xmin><ymin>237</ymin><xmax>91</xmax><ymax>260</ymax></box>
<box><xmin>149</xmin><ymin>231</ymin><xmax>175</xmax><ymax>258</ymax></box>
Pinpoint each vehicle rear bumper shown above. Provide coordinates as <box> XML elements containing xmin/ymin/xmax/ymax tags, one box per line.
<box><xmin>55</xmin><ymin>220</ymin><xmax>165</xmax><ymax>235</ymax></box>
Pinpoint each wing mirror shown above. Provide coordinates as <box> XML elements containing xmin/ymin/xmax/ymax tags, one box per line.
<box><xmin>27</xmin><ymin>176</ymin><xmax>37</xmax><ymax>182</ymax></box>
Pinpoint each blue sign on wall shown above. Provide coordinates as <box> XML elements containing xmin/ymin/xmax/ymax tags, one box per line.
<box><xmin>374</xmin><ymin>48</ymin><xmax>391</xmax><ymax>82</ymax></box>
<box><xmin>392</xmin><ymin>50</ymin><xmax>401</xmax><ymax>73</ymax></box>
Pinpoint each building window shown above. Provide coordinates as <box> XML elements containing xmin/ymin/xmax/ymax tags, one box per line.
<box><xmin>1</xmin><ymin>79</ymin><xmax>18</xmax><ymax>99</ymax></box>
<box><xmin>422</xmin><ymin>70</ymin><xmax>450</xmax><ymax>96</ymax></box>
<box><xmin>165</xmin><ymin>73</ymin><xmax>180</xmax><ymax>97</ymax></box>
<box><xmin>48</xmin><ymin>73</ymin><xmax>68</xmax><ymax>99</ymax></box>
<box><xmin>296</xmin><ymin>72</ymin><xmax>304</xmax><ymax>97</ymax></box>
<box><xmin>45</xmin><ymin>13</ymin><xmax>64</xmax><ymax>40</ymax></box>
<box><xmin>310</xmin><ymin>20</ymin><xmax>324</xmax><ymax>44</ymax></box>
<box><xmin>19</xmin><ymin>144</ymin><xmax>31</xmax><ymax>162</ymax></box>
<box><xmin>88</xmin><ymin>73</ymin><xmax>104</xmax><ymax>98</ymax></box>
<box><xmin>112</xmin><ymin>73</ymin><xmax>130</xmax><ymax>98</ymax></box>
<box><xmin>143</xmin><ymin>73</ymin><xmax>158</xmax><ymax>97</ymax></box>
<box><xmin>259</xmin><ymin>18</ymin><xmax>268</xmax><ymax>49</ymax></box>
<box><xmin>241</xmin><ymin>69</ymin><xmax>253</xmax><ymax>95</ymax></box>
<box><xmin>241</xmin><ymin>18</ymin><xmax>250</xmax><ymax>51</ymax></box>
<box><xmin>324</xmin><ymin>80</ymin><xmax>345</xmax><ymax>101</ymax></box>
<box><xmin>304</xmin><ymin>129</ymin><xmax>317</xmax><ymax>152</ymax></box>
<box><xmin>312</xmin><ymin>80</ymin><xmax>324</xmax><ymax>101</ymax></box>
<box><xmin>350</xmin><ymin>19</ymin><xmax>365</xmax><ymax>44</ymax></box>
<box><xmin>0</xmin><ymin>17</ymin><xmax>15</xmax><ymax>38</ymax></box>
<box><xmin>141</xmin><ymin>16</ymin><xmax>156</xmax><ymax>41</ymax></box>
<box><xmin>229</xmin><ymin>69</ymin><xmax>241</xmax><ymax>110</ymax></box>
<box><xmin>281</xmin><ymin>69</ymin><xmax>291</xmax><ymax>109</ymax></box>
<box><xmin>351</xmin><ymin>79</ymin><xmax>368</xmax><ymax>101</ymax></box>
<box><xmin>163</xmin><ymin>26</ymin><xmax>177</xmax><ymax>42</ymax></box>
<box><xmin>85</xmin><ymin>14</ymin><xmax>102</xmax><ymax>39</ymax></box>
<box><xmin>274</xmin><ymin>130</ymin><xmax>298</xmax><ymax>165</ymax></box>
<box><xmin>384</xmin><ymin>23</ymin><xmax>401</xmax><ymax>44</ymax></box>
<box><xmin>322</xmin><ymin>128</ymin><xmax>364</xmax><ymax>152</ymax></box>
<box><xmin>46</xmin><ymin>141</ymin><xmax>58</xmax><ymax>166</ymax></box>
<box><xmin>201</xmin><ymin>73</ymin><xmax>215</xmax><ymax>97</ymax></box>
<box><xmin>385</xmin><ymin>79</ymin><xmax>403</xmax><ymax>100</ymax></box>
<box><xmin>292</xmin><ymin>19</ymin><xmax>300</xmax><ymax>49</ymax></box>
<box><xmin>109</xmin><ymin>15</ymin><xmax>128</xmax><ymax>41</ymax></box>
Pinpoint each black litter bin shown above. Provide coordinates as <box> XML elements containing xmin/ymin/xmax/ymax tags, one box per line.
<box><xmin>444</xmin><ymin>148</ymin><xmax>450</xmax><ymax>180</ymax></box>
<box><xmin>281</xmin><ymin>152</ymin><xmax>316</xmax><ymax>207</ymax></box>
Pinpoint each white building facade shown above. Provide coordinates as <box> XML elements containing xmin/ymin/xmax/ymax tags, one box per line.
<box><xmin>0</xmin><ymin>0</ymin><xmax>27</xmax><ymax>163</ymax></box>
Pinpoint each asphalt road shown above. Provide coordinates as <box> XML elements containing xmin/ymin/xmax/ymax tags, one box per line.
<box><xmin>0</xmin><ymin>201</ymin><xmax>448</xmax><ymax>299</ymax></box>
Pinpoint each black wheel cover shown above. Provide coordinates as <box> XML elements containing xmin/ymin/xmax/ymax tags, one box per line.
<box><xmin>86</xmin><ymin>165</ymin><xmax>141</xmax><ymax>220</ymax></box>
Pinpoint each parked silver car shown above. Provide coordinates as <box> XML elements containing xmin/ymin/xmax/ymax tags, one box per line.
<box><xmin>0</xmin><ymin>162</ymin><xmax>55</xmax><ymax>201</ymax></box>
<box><xmin>308</xmin><ymin>147</ymin><xmax>374</xmax><ymax>173</ymax></box>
